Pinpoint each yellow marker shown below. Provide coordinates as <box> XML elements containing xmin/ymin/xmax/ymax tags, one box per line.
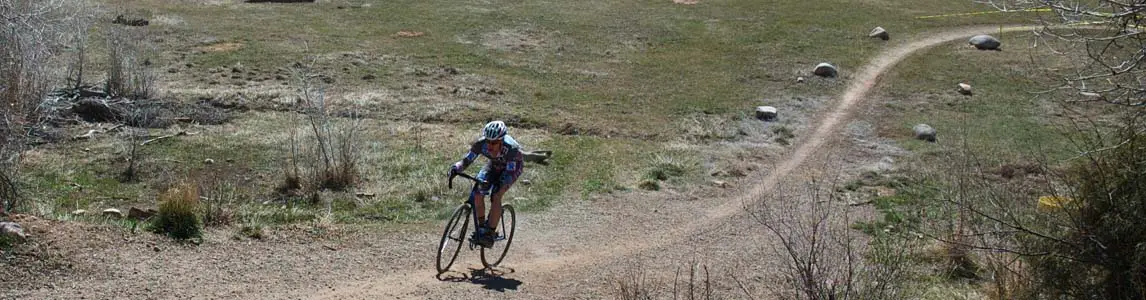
<box><xmin>1037</xmin><ymin>196</ymin><xmax>1074</xmax><ymax>212</ymax></box>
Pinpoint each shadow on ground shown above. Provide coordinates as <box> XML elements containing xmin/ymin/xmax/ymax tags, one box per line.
<box><xmin>436</xmin><ymin>266</ymin><xmax>522</xmax><ymax>292</ymax></box>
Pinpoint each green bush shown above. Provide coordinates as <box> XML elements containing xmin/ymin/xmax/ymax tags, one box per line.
<box><xmin>150</xmin><ymin>184</ymin><xmax>202</xmax><ymax>240</ymax></box>
<box><xmin>1025</xmin><ymin>128</ymin><xmax>1146</xmax><ymax>299</ymax></box>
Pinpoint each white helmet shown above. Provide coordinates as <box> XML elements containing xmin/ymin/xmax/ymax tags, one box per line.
<box><xmin>483</xmin><ymin>121</ymin><xmax>508</xmax><ymax>140</ymax></box>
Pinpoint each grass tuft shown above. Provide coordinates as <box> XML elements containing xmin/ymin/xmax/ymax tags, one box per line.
<box><xmin>150</xmin><ymin>183</ymin><xmax>202</xmax><ymax>240</ymax></box>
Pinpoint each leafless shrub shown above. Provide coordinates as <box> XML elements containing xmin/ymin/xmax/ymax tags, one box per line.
<box><xmin>283</xmin><ymin>48</ymin><xmax>364</xmax><ymax>195</ymax></box>
<box><xmin>0</xmin><ymin>0</ymin><xmax>90</xmax><ymax>213</ymax></box>
<box><xmin>750</xmin><ymin>179</ymin><xmax>910</xmax><ymax>300</ymax></box>
<box><xmin>615</xmin><ymin>265</ymin><xmax>657</xmax><ymax>300</ymax></box>
<box><xmin>672</xmin><ymin>261</ymin><xmax>715</xmax><ymax>300</ymax></box>
<box><xmin>198</xmin><ymin>175</ymin><xmax>235</xmax><ymax>227</ymax></box>
<box><xmin>974</xmin><ymin>0</ymin><xmax>1146</xmax><ymax>113</ymax></box>
<box><xmin>63</xmin><ymin>2</ymin><xmax>96</xmax><ymax>90</ymax></box>
<box><xmin>105</xmin><ymin>26</ymin><xmax>154</xmax><ymax>100</ymax></box>
<box><xmin>612</xmin><ymin>260</ymin><xmax>715</xmax><ymax>300</ymax></box>
<box><xmin>117</xmin><ymin>126</ymin><xmax>145</xmax><ymax>183</ymax></box>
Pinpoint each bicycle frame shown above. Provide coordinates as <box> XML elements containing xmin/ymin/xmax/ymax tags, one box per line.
<box><xmin>449</xmin><ymin>172</ymin><xmax>506</xmax><ymax>246</ymax></box>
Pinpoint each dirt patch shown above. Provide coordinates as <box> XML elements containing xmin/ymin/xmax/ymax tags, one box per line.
<box><xmin>481</xmin><ymin>29</ymin><xmax>550</xmax><ymax>52</ymax></box>
<box><xmin>395</xmin><ymin>31</ymin><xmax>425</xmax><ymax>38</ymax></box>
<box><xmin>197</xmin><ymin>42</ymin><xmax>243</xmax><ymax>53</ymax></box>
<box><xmin>151</xmin><ymin>15</ymin><xmax>186</xmax><ymax>27</ymax></box>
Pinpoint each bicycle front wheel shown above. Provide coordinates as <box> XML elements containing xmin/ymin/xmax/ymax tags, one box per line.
<box><xmin>480</xmin><ymin>204</ymin><xmax>516</xmax><ymax>268</ymax></box>
<box><xmin>436</xmin><ymin>203</ymin><xmax>471</xmax><ymax>274</ymax></box>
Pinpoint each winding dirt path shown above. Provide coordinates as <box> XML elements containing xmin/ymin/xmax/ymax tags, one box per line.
<box><xmin>305</xmin><ymin>25</ymin><xmax>1042</xmax><ymax>299</ymax></box>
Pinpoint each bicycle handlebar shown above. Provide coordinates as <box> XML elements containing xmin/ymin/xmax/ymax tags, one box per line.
<box><xmin>448</xmin><ymin>172</ymin><xmax>482</xmax><ymax>189</ymax></box>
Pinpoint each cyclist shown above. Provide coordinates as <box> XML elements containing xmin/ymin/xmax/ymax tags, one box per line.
<box><xmin>449</xmin><ymin>120</ymin><xmax>523</xmax><ymax>248</ymax></box>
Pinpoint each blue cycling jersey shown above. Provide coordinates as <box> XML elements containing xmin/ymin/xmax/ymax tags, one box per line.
<box><xmin>456</xmin><ymin>135</ymin><xmax>524</xmax><ymax>175</ymax></box>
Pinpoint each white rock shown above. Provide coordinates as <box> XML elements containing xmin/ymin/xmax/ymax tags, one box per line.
<box><xmin>71</xmin><ymin>209</ymin><xmax>87</xmax><ymax>216</ymax></box>
<box><xmin>204</xmin><ymin>158</ymin><xmax>216</xmax><ymax>164</ymax></box>
<box><xmin>102</xmin><ymin>208</ymin><xmax>124</xmax><ymax>219</ymax></box>
<box><xmin>957</xmin><ymin>82</ymin><xmax>972</xmax><ymax>95</ymax></box>
<box><xmin>755</xmin><ymin>106</ymin><xmax>778</xmax><ymax>121</ymax></box>
<box><xmin>796</xmin><ymin>76</ymin><xmax>805</xmax><ymax>83</ymax></box>
<box><xmin>869</xmin><ymin>26</ymin><xmax>889</xmax><ymax>40</ymax></box>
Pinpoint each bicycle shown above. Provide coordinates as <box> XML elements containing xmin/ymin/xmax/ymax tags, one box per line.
<box><xmin>435</xmin><ymin>172</ymin><xmax>517</xmax><ymax>274</ymax></box>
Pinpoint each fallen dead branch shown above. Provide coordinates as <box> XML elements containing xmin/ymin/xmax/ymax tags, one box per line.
<box><xmin>140</xmin><ymin>131</ymin><xmax>200</xmax><ymax>146</ymax></box>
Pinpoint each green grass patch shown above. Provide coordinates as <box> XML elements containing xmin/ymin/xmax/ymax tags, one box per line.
<box><xmin>852</xmin><ymin>177</ymin><xmax>942</xmax><ymax>237</ymax></box>
<box><xmin>877</xmin><ymin>41</ymin><xmax>1081</xmax><ymax>164</ymax></box>
<box><xmin>104</xmin><ymin>0</ymin><xmax>1038</xmax><ymax>138</ymax></box>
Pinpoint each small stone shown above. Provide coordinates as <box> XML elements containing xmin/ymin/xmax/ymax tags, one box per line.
<box><xmin>521</xmin><ymin>179</ymin><xmax>532</xmax><ymax>185</ymax></box>
<box><xmin>71</xmin><ymin>209</ymin><xmax>87</xmax><ymax>216</ymax></box>
<box><xmin>82</xmin><ymin>148</ymin><xmax>91</xmax><ymax>152</ymax></box>
<box><xmin>128</xmin><ymin>207</ymin><xmax>157</xmax><ymax>220</ymax></box>
<box><xmin>796</xmin><ymin>76</ymin><xmax>805</xmax><ymax>83</ymax></box>
<box><xmin>431</xmin><ymin>196</ymin><xmax>441</xmax><ymax>202</ymax></box>
<box><xmin>102</xmin><ymin>208</ymin><xmax>124</xmax><ymax>219</ymax></box>
<box><xmin>204</xmin><ymin>158</ymin><xmax>215</xmax><ymax>164</ymax></box>
<box><xmin>711</xmin><ymin>180</ymin><xmax>728</xmax><ymax>188</ymax></box>
<box><xmin>362</xmin><ymin>74</ymin><xmax>376</xmax><ymax>80</ymax></box>
<box><xmin>957</xmin><ymin>82</ymin><xmax>973</xmax><ymax>96</ymax></box>
<box><xmin>153</xmin><ymin>246</ymin><xmax>161</xmax><ymax>252</ymax></box>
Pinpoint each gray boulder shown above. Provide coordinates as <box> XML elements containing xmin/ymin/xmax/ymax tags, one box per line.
<box><xmin>755</xmin><ymin>106</ymin><xmax>778</xmax><ymax>121</ymax></box>
<box><xmin>913</xmin><ymin>124</ymin><xmax>937</xmax><ymax>142</ymax></box>
<box><xmin>813</xmin><ymin>63</ymin><xmax>838</xmax><ymax>78</ymax></box>
<box><xmin>0</xmin><ymin>222</ymin><xmax>26</xmax><ymax>241</ymax></box>
<box><xmin>969</xmin><ymin>35</ymin><xmax>1001</xmax><ymax>51</ymax></box>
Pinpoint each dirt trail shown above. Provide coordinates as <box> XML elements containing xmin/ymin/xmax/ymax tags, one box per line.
<box><xmin>304</xmin><ymin>25</ymin><xmax>1041</xmax><ymax>299</ymax></box>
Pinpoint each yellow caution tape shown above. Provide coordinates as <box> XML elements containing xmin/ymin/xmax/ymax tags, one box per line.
<box><xmin>916</xmin><ymin>8</ymin><xmax>1052</xmax><ymax>19</ymax></box>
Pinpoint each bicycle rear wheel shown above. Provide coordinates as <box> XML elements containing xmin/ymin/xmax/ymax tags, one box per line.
<box><xmin>480</xmin><ymin>204</ymin><xmax>516</xmax><ymax>268</ymax></box>
<box><xmin>436</xmin><ymin>203</ymin><xmax>471</xmax><ymax>274</ymax></box>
